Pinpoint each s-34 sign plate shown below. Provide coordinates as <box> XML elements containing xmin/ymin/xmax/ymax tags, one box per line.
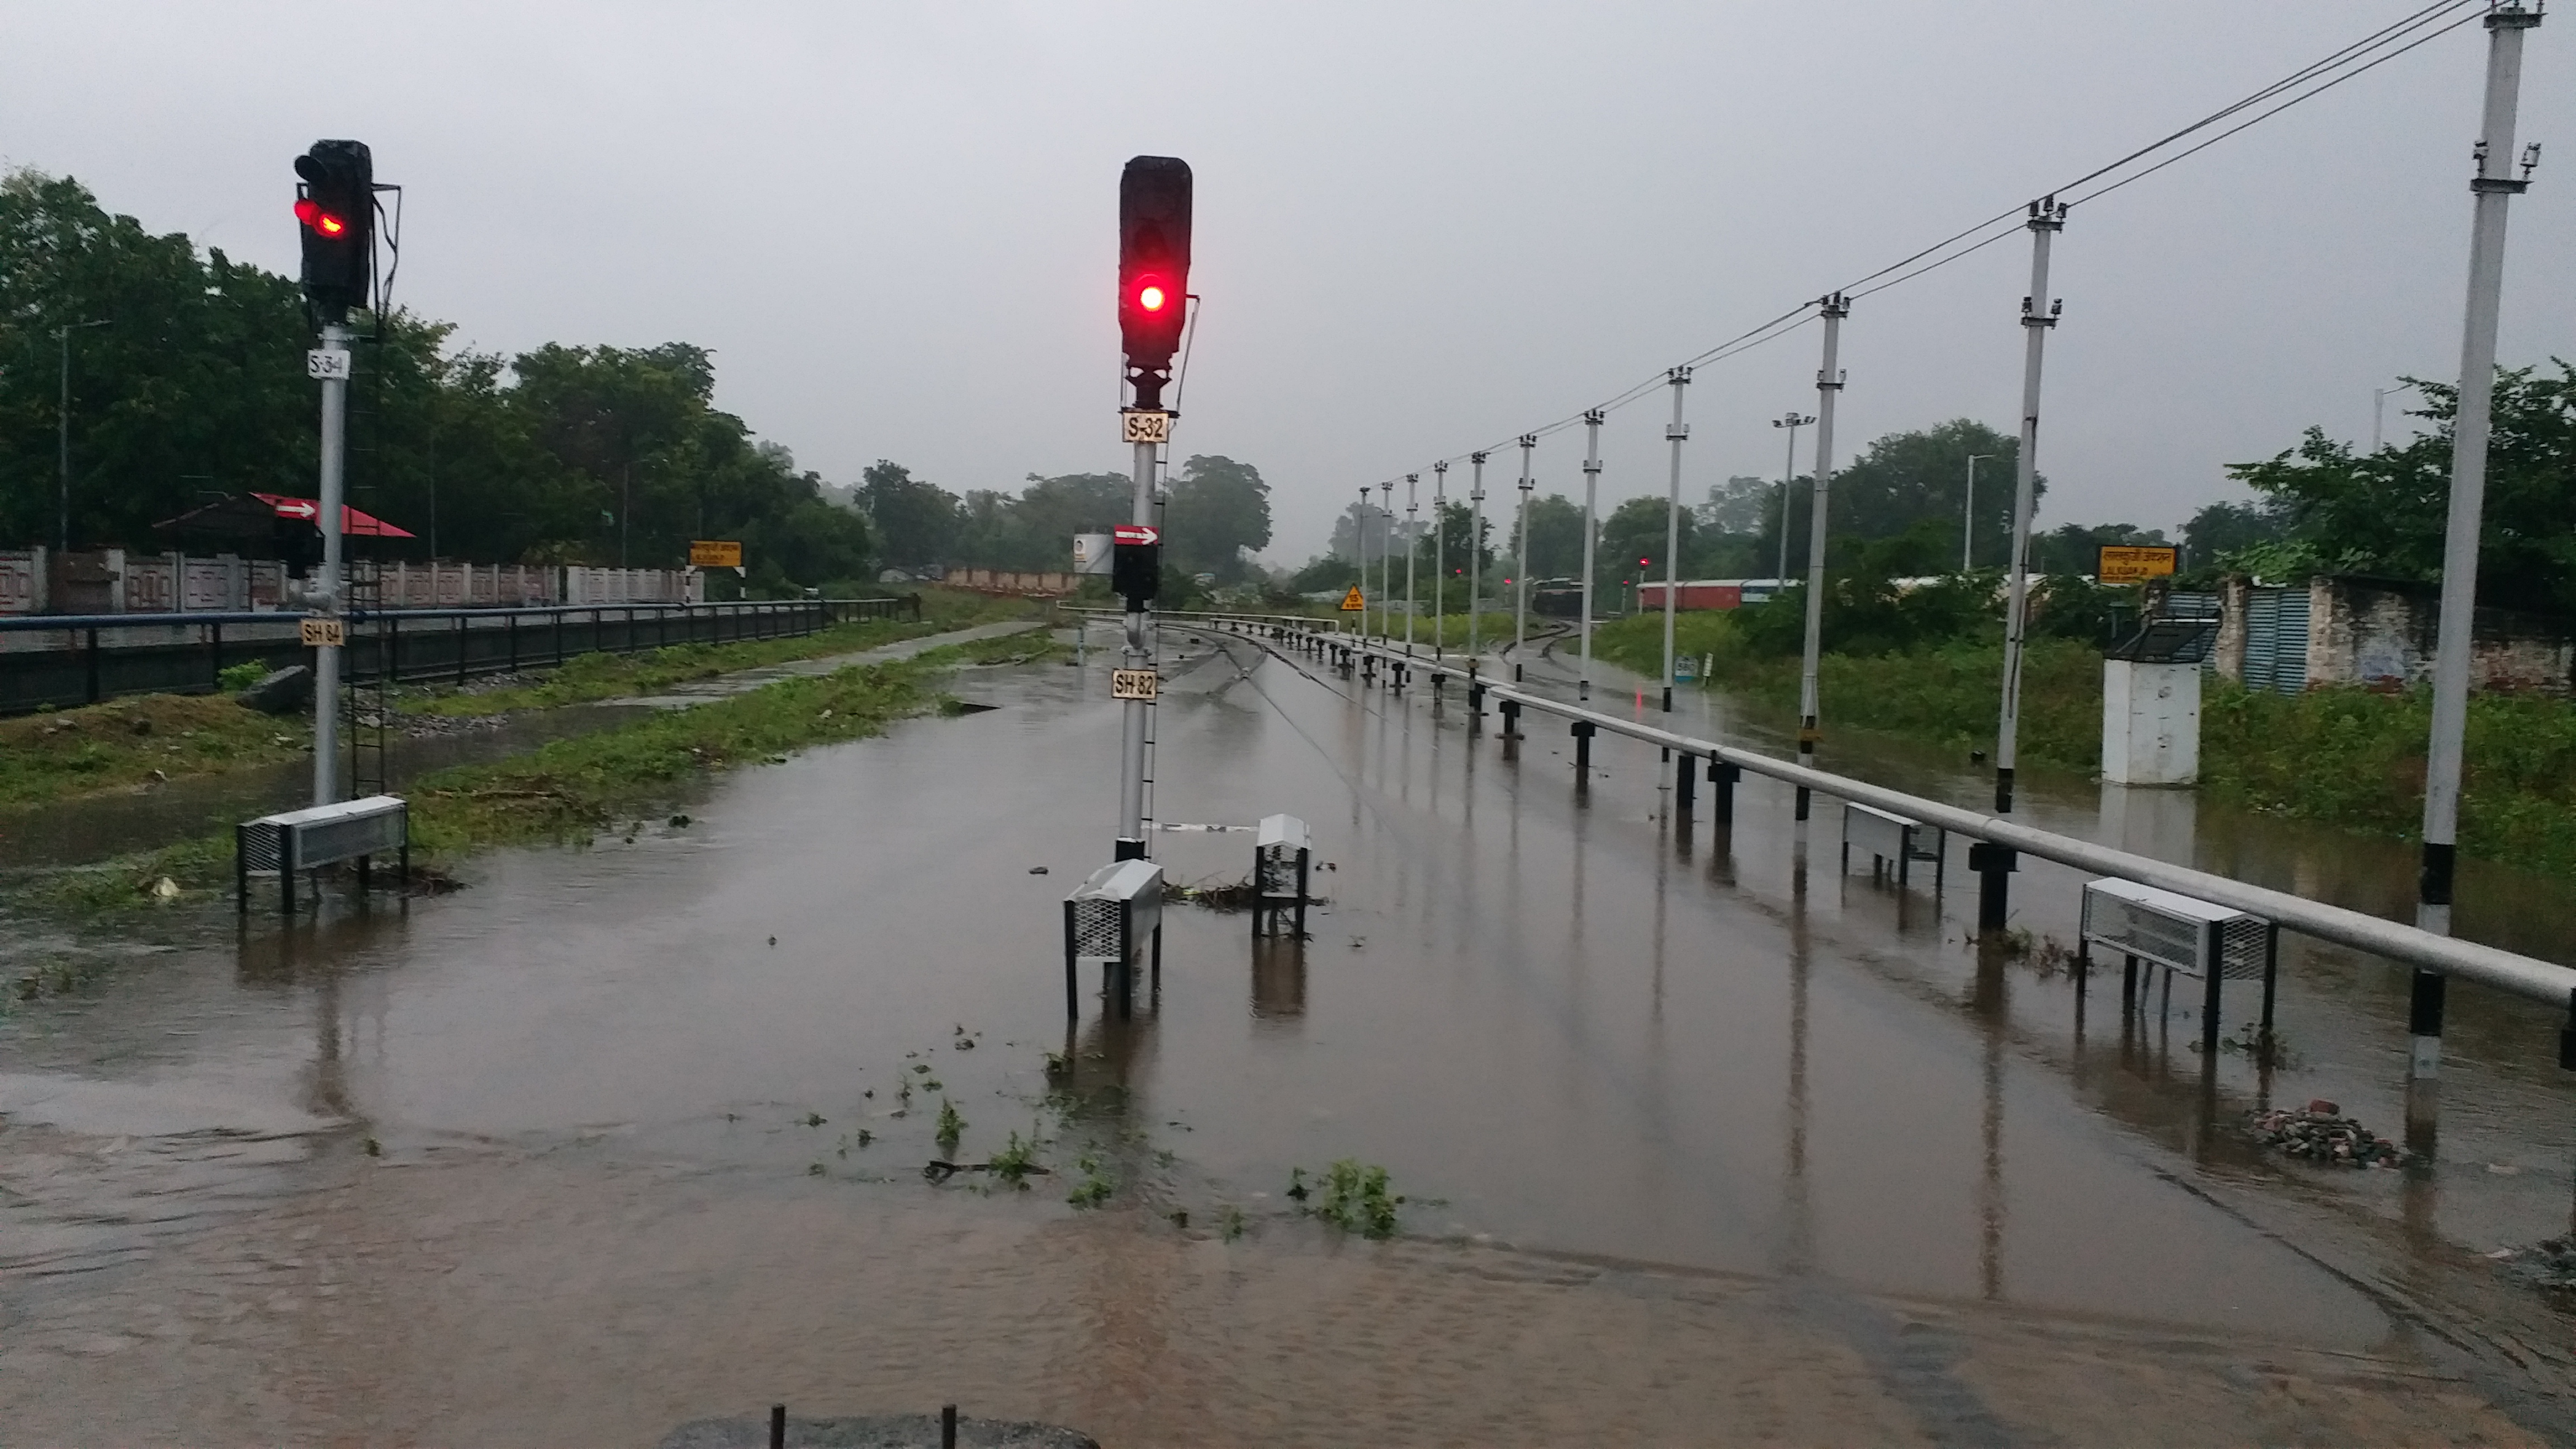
<box><xmin>1121</xmin><ymin>410</ymin><xmax>1171</xmax><ymax>446</ymax></box>
<box><xmin>1111</xmin><ymin>669</ymin><xmax>1160</xmax><ymax>700</ymax></box>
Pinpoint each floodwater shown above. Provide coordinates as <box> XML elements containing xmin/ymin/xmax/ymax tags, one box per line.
<box><xmin>3</xmin><ymin>624</ymin><xmax>2574</xmax><ymax>1445</ymax></box>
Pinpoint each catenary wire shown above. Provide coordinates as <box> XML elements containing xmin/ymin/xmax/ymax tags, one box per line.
<box><xmin>1376</xmin><ymin>0</ymin><xmax>2493</xmax><ymax>482</ymax></box>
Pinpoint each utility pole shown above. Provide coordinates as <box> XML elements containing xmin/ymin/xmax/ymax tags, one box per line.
<box><xmin>1986</xmin><ymin>199</ymin><xmax>2067</xmax><ymax>929</ymax></box>
<box><xmin>311</xmin><ymin>318</ymin><xmax>352</xmax><ymax>806</ymax></box>
<box><xmin>1404</xmin><ymin>472</ymin><xmax>1420</xmax><ymax>656</ymax></box>
<box><xmin>1793</xmin><ymin>296</ymin><xmax>1848</xmax><ymax>821</ymax></box>
<box><xmin>620</xmin><ymin>462</ymin><xmax>631</xmax><ymax>570</ymax></box>
<box><xmin>1964</xmin><ymin>453</ymin><xmax>1993</xmax><ymax>571</ymax></box>
<box><xmin>2373</xmin><ymin>381</ymin><xmax>2422</xmax><ymax>452</ymax></box>
<box><xmin>1431</xmin><ymin>461</ymin><xmax>1447</xmax><ymax>660</ymax></box>
<box><xmin>55</xmin><ymin>319</ymin><xmax>109</xmax><ymax>554</ymax></box>
<box><xmin>1772</xmin><ymin>410</ymin><xmax>1813</xmax><ymax>586</ymax></box>
<box><xmin>1579</xmin><ymin>409</ymin><xmax>1603</xmax><ymax>701</ymax></box>
<box><xmin>1356</xmin><ymin>485</ymin><xmax>1372</xmax><ymax>641</ymax></box>
<box><xmin>1468</xmin><ymin>451</ymin><xmax>1487</xmax><ymax>661</ymax></box>
<box><xmin>1660</xmin><ymin>366</ymin><xmax>1691</xmax><ymax>712</ymax></box>
<box><xmin>1514</xmin><ymin>434</ymin><xmax>1535</xmax><ymax>682</ymax></box>
<box><xmin>2413</xmin><ymin>0</ymin><xmax>2541</xmax><ymax>1095</ymax></box>
<box><xmin>1378</xmin><ymin>479</ymin><xmax>1395</xmax><ymax>648</ymax></box>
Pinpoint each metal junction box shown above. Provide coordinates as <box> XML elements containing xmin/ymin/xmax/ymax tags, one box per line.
<box><xmin>1841</xmin><ymin>802</ymin><xmax>1944</xmax><ymax>891</ymax></box>
<box><xmin>236</xmin><ymin>794</ymin><xmax>409</xmax><ymax>914</ymax></box>
<box><xmin>2081</xmin><ymin>876</ymin><xmax>2279</xmax><ymax>1052</ymax></box>
<box><xmin>1063</xmin><ymin>857</ymin><xmax>1164</xmax><ymax>1020</ymax></box>
<box><xmin>2080</xmin><ymin>877</ymin><xmax>2267</xmax><ymax>981</ymax></box>
<box><xmin>1252</xmin><ymin>813</ymin><xmax>1311</xmax><ymax>939</ymax></box>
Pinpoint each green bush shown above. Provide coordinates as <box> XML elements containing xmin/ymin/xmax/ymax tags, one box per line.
<box><xmin>216</xmin><ymin>661</ymin><xmax>268</xmax><ymax>692</ymax></box>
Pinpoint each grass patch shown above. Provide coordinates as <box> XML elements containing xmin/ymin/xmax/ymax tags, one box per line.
<box><xmin>0</xmin><ymin>693</ymin><xmax>312</xmax><ymax>812</ymax></box>
<box><xmin>9</xmin><ymin>636</ymin><xmax>1040</xmax><ymax>914</ymax></box>
<box><xmin>402</xmin><ymin>588</ymin><xmax>1027</xmax><ymax>716</ymax></box>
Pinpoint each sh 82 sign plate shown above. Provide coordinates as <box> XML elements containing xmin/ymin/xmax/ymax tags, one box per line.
<box><xmin>1111</xmin><ymin>669</ymin><xmax>1160</xmax><ymax>700</ymax></box>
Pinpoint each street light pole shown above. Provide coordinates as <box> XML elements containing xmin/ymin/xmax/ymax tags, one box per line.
<box><xmin>54</xmin><ymin>319</ymin><xmax>110</xmax><ymax>555</ymax></box>
<box><xmin>1771</xmin><ymin>410</ymin><xmax>1813</xmax><ymax>585</ymax></box>
<box><xmin>1963</xmin><ymin>453</ymin><xmax>1994</xmax><ymax>571</ymax></box>
<box><xmin>1404</xmin><ymin>472</ymin><xmax>1420</xmax><ymax>656</ymax></box>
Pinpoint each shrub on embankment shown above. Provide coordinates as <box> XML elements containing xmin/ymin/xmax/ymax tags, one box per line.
<box><xmin>1592</xmin><ymin>607</ymin><xmax>2576</xmax><ymax>878</ymax></box>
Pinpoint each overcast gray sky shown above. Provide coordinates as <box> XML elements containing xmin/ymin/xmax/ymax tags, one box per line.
<box><xmin>6</xmin><ymin>2</ymin><xmax>2569</xmax><ymax>564</ymax></box>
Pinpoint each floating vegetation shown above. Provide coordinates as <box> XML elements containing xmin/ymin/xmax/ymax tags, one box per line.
<box><xmin>1067</xmin><ymin>1152</ymin><xmax>1114</xmax><ymax>1208</ymax></box>
<box><xmin>935</xmin><ymin>1097</ymin><xmax>967</xmax><ymax>1153</ymax></box>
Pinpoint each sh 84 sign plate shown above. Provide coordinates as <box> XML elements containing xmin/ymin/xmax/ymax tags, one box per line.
<box><xmin>1111</xmin><ymin>669</ymin><xmax>1160</xmax><ymax>700</ymax></box>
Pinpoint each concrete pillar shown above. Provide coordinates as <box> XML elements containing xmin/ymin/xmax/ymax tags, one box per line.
<box><xmin>2100</xmin><ymin>660</ymin><xmax>2200</xmax><ymax>787</ymax></box>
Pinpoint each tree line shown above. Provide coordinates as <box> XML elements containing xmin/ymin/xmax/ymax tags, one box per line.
<box><xmin>0</xmin><ymin>167</ymin><xmax>1279</xmax><ymax>598</ymax></box>
<box><xmin>1296</xmin><ymin>372</ymin><xmax>2576</xmax><ymax>622</ymax></box>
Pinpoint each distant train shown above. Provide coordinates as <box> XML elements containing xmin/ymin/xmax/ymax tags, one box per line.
<box><xmin>1523</xmin><ymin>577</ymin><xmax>1789</xmax><ymax>618</ymax></box>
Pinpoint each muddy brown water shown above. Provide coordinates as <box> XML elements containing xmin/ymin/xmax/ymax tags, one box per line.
<box><xmin>3</xmin><ymin>629</ymin><xmax>2574</xmax><ymax>1445</ymax></box>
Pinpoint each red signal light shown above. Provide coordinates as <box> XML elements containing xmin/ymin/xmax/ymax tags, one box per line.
<box><xmin>294</xmin><ymin>197</ymin><xmax>347</xmax><ymax>236</ymax></box>
<box><xmin>1137</xmin><ymin>281</ymin><xmax>1168</xmax><ymax>312</ymax></box>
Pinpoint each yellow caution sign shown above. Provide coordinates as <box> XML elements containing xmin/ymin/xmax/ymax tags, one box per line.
<box><xmin>1339</xmin><ymin>585</ymin><xmax>1365</xmax><ymax>612</ymax></box>
<box><xmin>689</xmin><ymin>539</ymin><xmax>744</xmax><ymax>569</ymax></box>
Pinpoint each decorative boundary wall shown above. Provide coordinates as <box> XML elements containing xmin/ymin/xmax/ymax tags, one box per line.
<box><xmin>0</xmin><ymin>550</ymin><xmax>700</xmax><ymax>615</ymax></box>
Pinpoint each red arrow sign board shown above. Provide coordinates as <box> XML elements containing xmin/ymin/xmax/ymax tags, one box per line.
<box><xmin>1113</xmin><ymin>524</ymin><xmax>1159</xmax><ymax>546</ymax></box>
<box><xmin>272</xmin><ymin>499</ymin><xmax>319</xmax><ymax>520</ymax></box>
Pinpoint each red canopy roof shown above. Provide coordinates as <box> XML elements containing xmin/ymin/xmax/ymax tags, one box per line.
<box><xmin>250</xmin><ymin>492</ymin><xmax>415</xmax><ymax>538</ymax></box>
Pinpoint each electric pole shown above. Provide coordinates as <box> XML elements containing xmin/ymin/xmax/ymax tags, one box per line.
<box><xmin>1515</xmin><ymin>434</ymin><xmax>1535</xmax><ymax>682</ymax></box>
<box><xmin>1794</xmin><ymin>296</ymin><xmax>1848</xmax><ymax>821</ymax></box>
<box><xmin>1404</xmin><ymin>472</ymin><xmax>1420</xmax><ymax>656</ymax></box>
<box><xmin>54</xmin><ymin>319</ymin><xmax>108</xmax><ymax>555</ymax></box>
<box><xmin>1432</xmin><ymin>460</ymin><xmax>1447</xmax><ymax>661</ymax></box>
<box><xmin>1772</xmin><ymin>410</ymin><xmax>1813</xmax><ymax>586</ymax></box>
<box><xmin>1579</xmin><ymin>409</ymin><xmax>1603</xmax><ymax>701</ymax></box>
<box><xmin>1468</xmin><ymin>451</ymin><xmax>1487</xmax><ymax>661</ymax></box>
<box><xmin>1986</xmin><ymin>198</ymin><xmax>2067</xmax><ymax>929</ymax></box>
<box><xmin>1964</xmin><ymin>453</ymin><xmax>1993</xmax><ymax>572</ymax></box>
<box><xmin>2413</xmin><ymin>1</ymin><xmax>2542</xmax><ymax>1095</ymax></box>
<box><xmin>1660</xmin><ymin>366</ymin><xmax>1691</xmax><ymax>712</ymax></box>
<box><xmin>1379</xmin><ymin>479</ymin><xmax>1395</xmax><ymax>647</ymax></box>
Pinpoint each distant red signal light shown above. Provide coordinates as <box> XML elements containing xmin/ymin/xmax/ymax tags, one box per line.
<box><xmin>1137</xmin><ymin>281</ymin><xmax>1168</xmax><ymax>312</ymax></box>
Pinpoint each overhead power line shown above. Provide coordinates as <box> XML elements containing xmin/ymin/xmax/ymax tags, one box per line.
<box><xmin>1379</xmin><ymin>0</ymin><xmax>2492</xmax><ymax>486</ymax></box>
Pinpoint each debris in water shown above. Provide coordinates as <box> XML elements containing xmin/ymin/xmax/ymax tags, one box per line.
<box><xmin>1029</xmin><ymin>865</ymin><xmax>1050</xmax><ymax>875</ymax></box>
<box><xmin>148</xmin><ymin>876</ymin><xmax>181</xmax><ymax>901</ymax></box>
<box><xmin>768</xmin><ymin>936</ymin><xmax>777</xmax><ymax>947</ymax></box>
<box><xmin>2244</xmin><ymin>1105</ymin><xmax>2403</xmax><ymax>1167</ymax></box>
<box><xmin>668</xmin><ymin>814</ymin><xmax>692</xmax><ymax>828</ymax></box>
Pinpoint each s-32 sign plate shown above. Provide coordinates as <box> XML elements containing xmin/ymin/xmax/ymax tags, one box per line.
<box><xmin>1121</xmin><ymin>410</ymin><xmax>1171</xmax><ymax>446</ymax></box>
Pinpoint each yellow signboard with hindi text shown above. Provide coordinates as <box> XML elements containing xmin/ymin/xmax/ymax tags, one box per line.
<box><xmin>2097</xmin><ymin>545</ymin><xmax>2179</xmax><ymax>585</ymax></box>
<box><xmin>689</xmin><ymin>539</ymin><xmax>744</xmax><ymax>569</ymax></box>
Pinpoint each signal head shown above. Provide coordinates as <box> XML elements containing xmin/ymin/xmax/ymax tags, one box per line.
<box><xmin>1117</xmin><ymin>156</ymin><xmax>1192</xmax><ymax>373</ymax></box>
<box><xmin>293</xmin><ymin>139</ymin><xmax>373</xmax><ymax>321</ymax></box>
